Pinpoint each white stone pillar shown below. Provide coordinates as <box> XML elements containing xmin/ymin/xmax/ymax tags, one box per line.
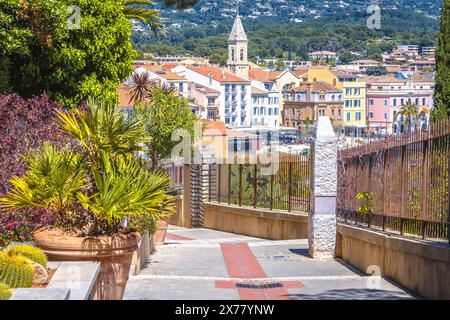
<box><xmin>308</xmin><ymin>116</ymin><xmax>338</xmax><ymax>259</ymax></box>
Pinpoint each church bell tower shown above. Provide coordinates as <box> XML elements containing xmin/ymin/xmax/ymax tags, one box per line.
<box><xmin>227</xmin><ymin>7</ymin><xmax>249</xmax><ymax>80</ymax></box>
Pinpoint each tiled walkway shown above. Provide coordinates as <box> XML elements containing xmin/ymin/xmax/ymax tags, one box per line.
<box><xmin>123</xmin><ymin>226</ymin><xmax>415</xmax><ymax>300</ymax></box>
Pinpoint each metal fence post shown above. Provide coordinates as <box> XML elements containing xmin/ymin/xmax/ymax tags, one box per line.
<box><xmin>228</xmin><ymin>164</ymin><xmax>231</xmax><ymax>205</ymax></box>
<box><xmin>400</xmin><ymin>145</ymin><xmax>407</xmax><ymax>236</ymax></box>
<box><xmin>270</xmin><ymin>173</ymin><xmax>274</xmax><ymax>210</ymax></box>
<box><xmin>253</xmin><ymin>164</ymin><xmax>257</xmax><ymax>208</ymax></box>
<box><xmin>208</xmin><ymin>165</ymin><xmax>212</xmax><ymax>203</ymax></box>
<box><xmin>217</xmin><ymin>164</ymin><xmax>221</xmax><ymax>203</ymax></box>
<box><xmin>238</xmin><ymin>164</ymin><xmax>243</xmax><ymax>207</ymax></box>
<box><xmin>288</xmin><ymin>162</ymin><xmax>292</xmax><ymax>212</ymax></box>
<box><xmin>421</xmin><ymin>140</ymin><xmax>429</xmax><ymax>240</ymax></box>
<box><xmin>448</xmin><ymin>147</ymin><xmax>450</xmax><ymax>244</ymax></box>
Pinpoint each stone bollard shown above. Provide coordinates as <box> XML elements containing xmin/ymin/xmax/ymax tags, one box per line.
<box><xmin>308</xmin><ymin>116</ymin><xmax>338</xmax><ymax>259</ymax></box>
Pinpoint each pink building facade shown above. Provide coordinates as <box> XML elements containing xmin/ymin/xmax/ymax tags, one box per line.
<box><xmin>365</xmin><ymin>73</ymin><xmax>434</xmax><ymax>134</ymax></box>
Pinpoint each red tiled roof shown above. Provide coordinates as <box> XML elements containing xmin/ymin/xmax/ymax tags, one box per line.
<box><xmin>292</xmin><ymin>69</ymin><xmax>308</xmax><ymax>78</ymax></box>
<box><xmin>292</xmin><ymin>81</ymin><xmax>341</xmax><ymax>93</ymax></box>
<box><xmin>187</xmin><ymin>65</ymin><xmax>249</xmax><ymax>83</ymax></box>
<box><xmin>350</xmin><ymin>59</ymin><xmax>381</xmax><ymax>64</ymax></box>
<box><xmin>194</xmin><ymin>84</ymin><xmax>220</xmax><ymax>95</ymax></box>
<box><xmin>248</xmin><ymin>69</ymin><xmax>283</xmax><ymax>82</ymax></box>
<box><xmin>137</xmin><ymin>65</ymin><xmax>187</xmax><ymax>81</ymax></box>
<box><xmin>251</xmin><ymin>87</ymin><xmax>268</xmax><ymax>95</ymax></box>
<box><xmin>161</xmin><ymin>63</ymin><xmax>178</xmax><ymax>70</ymax></box>
<box><xmin>203</xmin><ymin>120</ymin><xmax>227</xmax><ymax>136</ymax></box>
<box><xmin>118</xmin><ymin>86</ymin><xmax>133</xmax><ymax>107</ymax></box>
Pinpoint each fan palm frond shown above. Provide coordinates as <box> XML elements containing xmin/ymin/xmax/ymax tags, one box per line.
<box><xmin>57</xmin><ymin>98</ymin><xmax>149</xmax><ymax>158</ymax></box>
<box><xmin>0</xmin><ymin>143</ymin><xmax>87</xmax><ymax>212</ymax></box>
<box><xmin>124</xmin><ymin>0</ymin><xmax>166</xmax><ymax>35</ymax></box>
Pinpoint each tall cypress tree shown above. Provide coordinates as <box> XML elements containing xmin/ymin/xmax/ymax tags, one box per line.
<box><xmin>433</xmin><ymin>0</ymin><xmax>450</xmax><ymax>122</ymax></box>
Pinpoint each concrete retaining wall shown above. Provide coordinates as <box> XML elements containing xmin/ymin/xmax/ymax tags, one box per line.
<box><xmin>337</xmin><ymin>224</ymin><xmax>450</xmax><ymax>300</ymax></box>
<box><xmin>168</xmin><ymin>195</ymin><xmax>191</xmax><ymax>228</ymax></box>
<box><xmin>204</xmin><ymin>202</ymin><xmax>308</xmax><ymax>240</ymax></box>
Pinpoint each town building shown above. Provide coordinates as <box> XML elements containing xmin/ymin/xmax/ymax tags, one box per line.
<box><xmin>173</xmin><ymin>64</ymin><xmax>252</xmax><ymax>127</ymax></box>
<box><xmin>227</xmin><ymin>14</ymin><xmax>249</xmax><ymax>80</ymax></box>
<box><xmin>188</xmin><ymin>83</ymin><xmax>221</xmax><ymax>120</ymax></box>
<box><xmin>364</xmin><ymin>72</ymin><xmax>434</xmax><ymax>134</ymax></box>
<box><xmin>308</xmin><ymin>51</ymin><xmax>338</xmax><ymax>62</ymax></box>
<box><xmin>248</xmin><ymin>67</ymin><xmax>303</xmax><ymax>127</ymax></box>
<box><xmin>131</xmin><ymin>64</ymin><xmax>189</xmax><ymax>98</ymax></box>
<box><xmin>349</xmin><ymin>59</ymin><xmax>381</xmax><ymax>72</ymax></box>
<box><xmin>283</xmin><ymin>81</ymin><xmax>344</xmax><ymax>133</ymax></box>
<box><xmin>421</xmin><ymin>46</ymin><xmax>436</xmax><ymax>56</ymax></box>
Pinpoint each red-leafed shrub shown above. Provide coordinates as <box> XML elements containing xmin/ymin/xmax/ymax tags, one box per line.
<box><xmin>0</xmin><ymin>94</ymin><xmax>67</xmax><ymax>246</ymax></box>
<box><xmin>0</xmin><ymin>93</ymin><xmax>67</xmax><ymax>195</ymax></box>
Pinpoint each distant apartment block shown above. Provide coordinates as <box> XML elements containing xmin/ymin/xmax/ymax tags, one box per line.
<box><xmin>308</xmin><ymin>51</ymin><xmax>338</xmax><ymax>62</ymax></box>
<box><xmin>283</xmin><ymin>81</ymin><xmax>344</xmax><ymax>131</ymax></box>
<box><xmin>174</xmin><ymin>64</ymin><xmax>252</xmax><ymax>127</ymax></box>
<box><xmin>364</xmin><ymin>72</ymin><xmax>434</xmax><ymax>134</ymax></box>
<box><xmin>132</xmin><ymin>64</ymin><xmax>189</xmax><ymax>98</ymax></box>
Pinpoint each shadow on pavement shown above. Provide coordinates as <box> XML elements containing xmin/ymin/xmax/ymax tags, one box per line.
<box><xmin>286</xmin><ymin>288</ymin><xmax>414</xmax><ymax>300</ymax></box>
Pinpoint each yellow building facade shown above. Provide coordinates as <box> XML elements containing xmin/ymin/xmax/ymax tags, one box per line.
<box><xmin>342</xmin><ymin>81</ymin><xmax>366</xmax><ymax>137</ymax></box>
<box><xmin>306</xmin><ymin>66</ymin><xmax>367</xmax><ymax>136</ymax></box>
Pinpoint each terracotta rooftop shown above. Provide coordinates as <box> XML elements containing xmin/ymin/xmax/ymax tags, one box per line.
<box><xmin>350</xmin><ymin>59</ymin><xmax>381</xmax><ymax>64</ymax></box>
<box><xmin>136</xmin><ymin>65</ymin><xmax>187</xmax><ymax>81</ymax></box>
<box><xmin>187</xmin><ymin>65</ymin><xmax>249</xmax><ymax>83</ymax></box>
<box><xmin>251</xmin><ymin>86</ymin><xmax>268</xmax><ymax>95</ymax></box>
<box><xmin>248</xmin><ymin>69</ymin><xmax>283</xmax><ymax>82</ymax></box>
<box><xmin>194</xmin><ymin>84</ymin><xmax>220</xmax><ymax>95</ymax></box>
<box><xmin>292</xmin><ymin>69</ymin><xmax>308</xmax><ymax>78</ymax></box>
<box><xmin>118</xmin><ymin>86</ymin><xmax>133</xmax><ymax>107</ymax></box>
<box><xmin>292</xmin><ymin>81</ymin><xmax>342</xmax><ymax>93</ymax></box>
<box><xmin>160</xmin><ymin>63</ymin><xmax>179</xmax><ymax>70</ymax></box>
<box><xmin>362</xmin><ymin>73</ymin><xmax>434</xmax><ymax>84</ymax></box>
<box><xmin>203</xmin><ymin>120</ymin><xmax>227</xmax><ymax>136</ymax></box>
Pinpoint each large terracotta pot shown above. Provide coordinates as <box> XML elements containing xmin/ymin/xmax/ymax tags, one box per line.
<box><xmin>154</xmin><ymin>217</ymin><xmax>170</xmax><ymax>245</ymax></box>
<box><xmin>33</xmin><ymin>229</ymin><xmax>140</xmax><ymax>300</ymax></box>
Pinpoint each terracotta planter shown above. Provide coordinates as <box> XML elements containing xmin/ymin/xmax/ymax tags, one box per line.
<box><xmin>154</xmin><ymin>217</ymin><xmax>170</xmax><ymax>245</ymax></box>
<box><xmin>33</xmin><ymin>229</ymin><xmax>140</xmax><ymax>300</ymax></box>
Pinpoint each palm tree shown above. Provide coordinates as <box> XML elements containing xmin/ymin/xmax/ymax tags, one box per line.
<box><xmin>124</xmin><ymin>0</ymin><xmax>198</xmax><ymax>35</ymax></box>
<box><xmin>0</xmin><ymin>99</ymin><xmax>174</xmax><ymax>235</ymax></box>
<box><xmin>124</xmin><ymin>0</ymin><xmax>165</xmax><ymax>35</ymax></box>
<box><xmin>125</xmin><ymin>72</ymin><xmax>156</xmax><ymax>104</ymax></box>
<box><xmin>125</xmin><ymin>72</ymin><xmax>176</xmax><ymax>105</ymax></box>
<box><xmin>393</xmin><ymin>100</ymin><xmax>425</xmax><ymax>134</ymax></box>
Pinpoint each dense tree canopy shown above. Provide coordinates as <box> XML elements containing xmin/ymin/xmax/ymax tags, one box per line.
<box><xmin>133</xmin><ymin>9</ymin><xmax>439</xmax><ymax>65</ymax></box>
<box><xmin>0</xmin><ymin>0</ymin><xmax>135</xmax><ymax>107</ymax></box>
<box><xmin>433</xmin><ymin>0</ymin><xmax>450</xmax><ymax>121</ymax></box>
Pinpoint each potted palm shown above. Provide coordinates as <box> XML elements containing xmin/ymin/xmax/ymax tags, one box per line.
<box><xmin>0</xmin><ymin>100</ymin><xmax>174</xmax><ymax>300</ymax></box>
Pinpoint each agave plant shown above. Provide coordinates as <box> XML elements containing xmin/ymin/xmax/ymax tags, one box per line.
<box><xmin>0</xmin><ymin>99</ymin><xmax>174</xmax><ymax>236</ymax></box>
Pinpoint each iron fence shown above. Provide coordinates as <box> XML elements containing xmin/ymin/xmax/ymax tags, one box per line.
<box><xmin>337</xmin><ymin>118</ymin><xmax>450</xmax><ymax>243</ymax></box>
<box><xmin>207</xmin><ymin>154</ymin><xmax>311</xmax><ymax>213</ymax></box>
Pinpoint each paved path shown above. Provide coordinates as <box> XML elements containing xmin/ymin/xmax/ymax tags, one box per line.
<box><xmin>124</xmin><ymin>226</ymin><xmax>415</xmax><ymax>300</ymax></box>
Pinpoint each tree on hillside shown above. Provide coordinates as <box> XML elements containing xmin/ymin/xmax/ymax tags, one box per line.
<box><xmin>366</xmin><ymin>66</ymin><xmax>388</xmax><ymax>76</ymax></box>
<box><xmin>433</xmin><ymin>0</ymin><xmax>450</xmax><ymax>122</ymax></box>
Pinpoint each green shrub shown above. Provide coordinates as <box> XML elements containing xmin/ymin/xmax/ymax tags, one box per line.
<box><xmin>0</xmin><ymin>282</ymin><xmax>12</xmax><ymax>300</ymax></box>
<box><xmin>0</xmin><ymin>251</ymin><xmax>34</xmax><ymax>288</ymax></box>
<box><xmin>6</xmin><ymin>245</ymin><xmax>47</xmax><ymax>269</ymax></box>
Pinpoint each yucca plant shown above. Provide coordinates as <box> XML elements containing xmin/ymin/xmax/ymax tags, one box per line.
<box><xmin>0</xmin><ymin>99</ymin><xmax>174</xmax><ymax>236</ymax></box>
